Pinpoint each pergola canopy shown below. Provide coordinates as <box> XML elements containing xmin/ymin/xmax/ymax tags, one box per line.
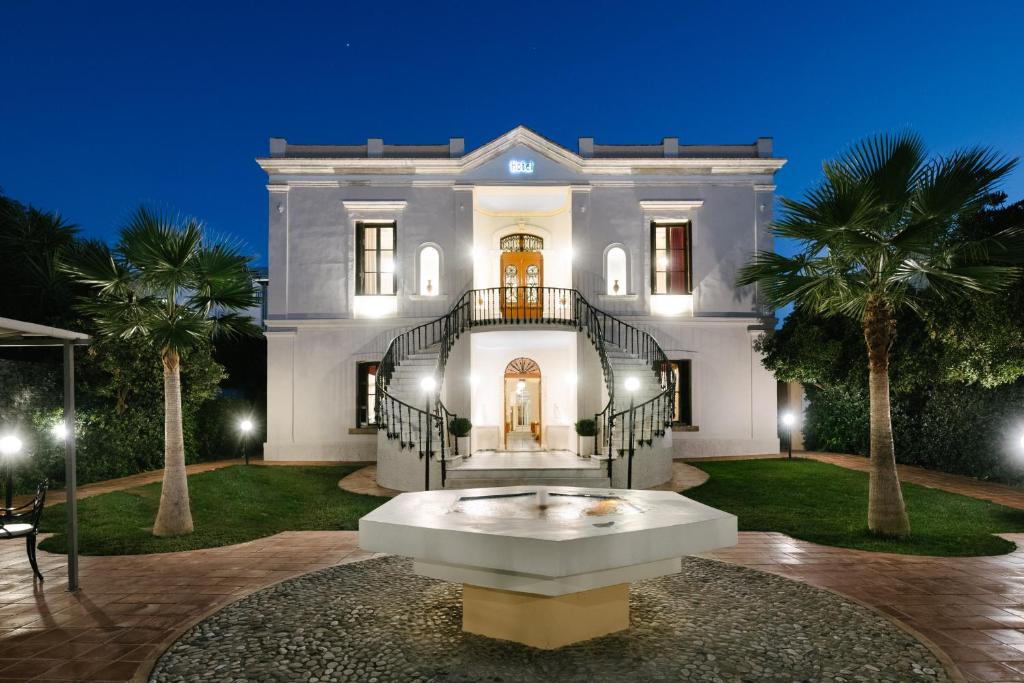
<box><xmin>0</xmin><ymin>317</ymin><xmax>90</xmax><ymax>346</ymax></box>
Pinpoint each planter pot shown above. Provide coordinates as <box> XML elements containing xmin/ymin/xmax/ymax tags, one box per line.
<box><xmin>577</xmin><ymin>435</ymin><xmax>595</xmax><ymax>458</ymax></box>
<box><xmin>457</xmin><ymin>436</ymin><xmax>471</xmax><ymax>458</ymax></box>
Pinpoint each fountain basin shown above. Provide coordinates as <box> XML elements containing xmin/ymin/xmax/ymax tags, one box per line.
<box><xmin>359</xmin><ymin>486</ymin><xmax>737</xmax><ymax>649</ymax></box>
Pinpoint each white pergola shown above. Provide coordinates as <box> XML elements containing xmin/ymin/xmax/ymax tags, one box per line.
<box><xmin>0</xmin><ymin>317</ymin><xmax>90</xmax><ymax>591</ymax></box>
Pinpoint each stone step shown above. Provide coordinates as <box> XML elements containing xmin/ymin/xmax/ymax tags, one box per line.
<box><xmin>446</xmin><ymin>466</ymin><xmax>607</xmax><ymax>480</ymax></box>
<box><xmin>444</xmin><ymin>476</ymin><xmax>611</xmax><ymax>489</ymax></box>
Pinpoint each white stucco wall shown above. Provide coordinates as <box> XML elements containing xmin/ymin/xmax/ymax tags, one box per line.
<box><xmin>260</xmin><ymin>129</ymin><xmax>784</xmax><ymax>463</ymax></box>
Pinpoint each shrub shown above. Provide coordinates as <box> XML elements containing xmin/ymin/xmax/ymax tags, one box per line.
<box><xmin>448</xmin><ymin>417</ymin><xmax>472</xmax><ymax>438</ymax></box>
<box><xmin>575</xmin><ymin>418</ymin><xmax>597</xmax><ymax>437</ymax></box>
<box><xmin>803</xmin><ymin>379</ymin><xmax>1024</xmax><ymax>484</ymax></box>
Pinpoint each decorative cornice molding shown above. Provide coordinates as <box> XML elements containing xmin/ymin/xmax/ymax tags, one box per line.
<box><xmin>341</xmin><ymin>200</ymin><xmax>409</xmax><ymax>212</ymax></box>
<box><xmin>638</xmin><ymin>200</ymin><xmax>704</xmax><ymax>212</ymax></box>
<box><xmin>266</xmin><ymin>184</ymin><xmax>291</xmax><ymax>193</ymax></box>
<box><xmin>753</xmin><ymin>184</ymin><xmax>777</xmax><ymax>192</ymax></box>
<box><xmin>255</xmin><ymin>127</ymin><xmax>787</xmax><ymax>177</ymax></box>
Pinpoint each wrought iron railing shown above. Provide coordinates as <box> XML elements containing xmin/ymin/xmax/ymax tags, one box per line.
<box><xmin>373</xmin><ymin>286</ymin><xmax>674</xmax><ymax>487</ymax></box>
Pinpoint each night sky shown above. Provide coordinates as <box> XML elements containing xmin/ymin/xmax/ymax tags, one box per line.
<box><xmin>2</xmin><ymin>1</ymin><xmax>1022</xmax><ymax>265</ymax></box>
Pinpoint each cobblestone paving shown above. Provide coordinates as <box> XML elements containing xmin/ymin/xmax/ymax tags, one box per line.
<box><xmin>151</xmin><ymin>556</ymin><xmax>949</xmax><ymax>682</ymax></box>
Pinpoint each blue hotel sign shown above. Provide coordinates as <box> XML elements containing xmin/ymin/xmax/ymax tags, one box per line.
<box><xmin>508</xmin><ymin>159</ymin><xmax>535</xmax><ymax>174</ymax></box>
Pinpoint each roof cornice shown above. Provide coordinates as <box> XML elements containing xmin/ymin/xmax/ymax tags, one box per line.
<box><xmin>255</xmin><ymin>126</ymin><xmax>786</xmax><ymax>177</ymax></box>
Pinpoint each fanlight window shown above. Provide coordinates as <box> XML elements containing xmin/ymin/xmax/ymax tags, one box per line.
<box><xmin>606</xmin><ymin>246</ymin><xmax>627</xmax><ymax>295</ymax></box>
<box><xmin>500</xmin><ymin>233</ymin><xmax>544</xmax><ymax>252</ymax></box>
<box><xmin>418</xmin><ymin>245</ymin><xmax>440</xmax><ymax>296</ymax></box>
<box><xmin>504</xmin><ymin>357</ymin><xmax>541</xmax><ymax>377</ymax></box>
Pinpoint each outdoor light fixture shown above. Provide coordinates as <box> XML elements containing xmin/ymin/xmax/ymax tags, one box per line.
<box><xmin>420</xmin><ymin>376</ymin><xmax>438</xmax><ymax>491</ymax></box>
<box><xmin>0</xmin><ymin>435</ymin><xmax>22</xmax><ymax>510</ymax></box>
<box><xmin>624</xmin><ymin>378</ymin><xmax>641</xmax><ymax>488</ymax></box>
<box><xmin>52</xmin><ymin>422</ymin><xmax>68</xmax><ymax>440</ymax></box>
<box><xmin>781</xmin><ymin>412</ymin><xmax>796</xmax><ymax>459</ymax></box>
<box><xmin>0</xmin><ymin>435</ymin><xmax>23</xmax><ymax>457</ymax></box>
<box><xmin>238</xmin><ymin>418</ymin><xmax>255</xmax><ymax>465</ymax></box>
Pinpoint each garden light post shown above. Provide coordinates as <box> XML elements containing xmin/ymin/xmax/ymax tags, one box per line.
<box><xmin>420</xmin><ymin>376</ymin><xmax>437</xmax><ymax>491</ymax></box>
<box><xmin>781</xmin><ymin>412</ymin><xmax>796</xmax><ymax>459</ymax></box>
<box><xmin>624</xmin><ymin>376</ymin><xmax>640</xmax><ymax>488</ymax></box>
<box><xmin>239</xmin><ymin>418</ymin><xmax>254</xmax><ymax>465</ymax></box>
<box><xmin>0</xmin><ymin>435</ymin><xmax>22</xmax><ymax>511</ymax></box>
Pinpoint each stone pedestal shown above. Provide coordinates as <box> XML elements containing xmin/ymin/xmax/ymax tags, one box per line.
<box><xmin>462</xmin><ymin>583</ymin><xmax>629</xmax><ymax>649</ymax></box>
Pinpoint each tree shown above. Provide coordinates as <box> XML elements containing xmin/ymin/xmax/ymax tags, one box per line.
<box><xmin>737</xmin><ymin>133</ymin><xmax>1022</xmax><ymax>537</ymax></box>
<box><xmin>0</xmin><ymin>193</ymin><xmax>81</xmax><ymax>327</ymax></box>
<box><xmin>66</xmin><ymin>207</ymin><xmax>259</xmax><ymax>536</ymax></box>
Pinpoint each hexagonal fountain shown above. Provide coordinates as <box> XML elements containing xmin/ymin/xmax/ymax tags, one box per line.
<box><xmin>359</xmin><ymin>486</ymin><xmax>737</xmax><ymax>649</ymax></box>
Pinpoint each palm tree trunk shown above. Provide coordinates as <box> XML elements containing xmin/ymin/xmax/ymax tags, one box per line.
<box><xmin>863</xmin><ymin>301</ymin><xmax>910</xmax><ymax>537</ymax></box>
<box><xmin>153</xmin><ymin>349</ymin><xmax>194</xmax><ymax>537</ymax></box>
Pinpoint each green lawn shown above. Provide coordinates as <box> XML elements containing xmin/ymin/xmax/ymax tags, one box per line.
<box><xmin>39</xmin><ymin>465</ymin><xmax>389</xmax><ymax>555</ymax></box>
<box><xmin>684</xmin><ymin>458</ymin><xmax>1024</xmax><ymax>556</ymax></box>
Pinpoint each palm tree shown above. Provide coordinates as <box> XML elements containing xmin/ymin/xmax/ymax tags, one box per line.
<box><xmin>67</xmin><ymin>207</ymin><xmax>259</xmax><ymax>536</ymax></box>
<box><xmin>737</xmin><ymin>133</ymin><xmax>1021</xmax><ymax>537</ymax></box>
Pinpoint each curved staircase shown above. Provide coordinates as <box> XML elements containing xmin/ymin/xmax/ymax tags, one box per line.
<box><xmin>374</xmin><ymin>287</ymin><xmax>675</xmax><ymax>491</ymax></box>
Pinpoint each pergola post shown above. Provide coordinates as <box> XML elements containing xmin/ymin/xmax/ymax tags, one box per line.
<box><xmin>63</xmin><ymin>342</ymin><xmax>79</xmax><ymax>592</ymax></box>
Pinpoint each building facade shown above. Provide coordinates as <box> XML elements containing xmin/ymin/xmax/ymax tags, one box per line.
<box><xmin>257</xmin><ymin>127</ymin><xmax>784</xmax><ymax>484</ymax></box>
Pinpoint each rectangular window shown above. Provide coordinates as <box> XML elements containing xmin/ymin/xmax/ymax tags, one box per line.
<box><xmin>669</xmin><ymin>359</ymin><xmax>692</xmax><ymax>426</ymax></box>
<box><xmin>356</xmin><ymin>361</ymin><xmax>379</xmax><ymax>426</ymax></box>
<box><xmin>651</xmin><ymin>221</ymin><xmax>692</xmax><ymax>295</ymax></box>
<box><xmin>356</xmin><ymin>222</ymin><xmax>396</xmax><ymax>296</ymax></box>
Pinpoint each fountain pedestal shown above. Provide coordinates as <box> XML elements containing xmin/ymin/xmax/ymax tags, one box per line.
<box><xmin>463</xmin><ymin>583</ymin><xmax>629</xmax><ymax>650</ymax></box>
<box><xmin>359</xmin><ymin>486</ymin><xmax>737</xmax><ymax>650</ymax></box>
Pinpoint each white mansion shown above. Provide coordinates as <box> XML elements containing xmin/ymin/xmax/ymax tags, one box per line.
<box><xmin>257</xmin><ymin>126</ymin><xmax>784</xmax><ymax>490</ymax></box>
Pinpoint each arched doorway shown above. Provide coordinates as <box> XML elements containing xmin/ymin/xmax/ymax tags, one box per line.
<box><xmin>499</xmin><ymin>232</ymin><xmax>543</xmax><ymax>319</ymax></box>
<box><xmin>503</xmin><ymin>356</ymin><xmax>541</xmax><ymax>450</ymax></box>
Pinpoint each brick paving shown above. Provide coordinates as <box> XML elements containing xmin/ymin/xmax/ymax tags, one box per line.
<box><xmin>4</xmin><ymin>455</ymin><xmax>1024</xmax><ymax>680</ymax></box>
<box><xmin>0</xmin><ymin>532</ymin><xmax>374</xmax><ymax>682</ymax></box>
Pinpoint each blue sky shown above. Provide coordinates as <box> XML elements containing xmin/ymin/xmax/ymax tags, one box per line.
<box><xmin>2</xmin><ymin>0</ymin><xmax>1022</xmax><ymax>265</ymax></box>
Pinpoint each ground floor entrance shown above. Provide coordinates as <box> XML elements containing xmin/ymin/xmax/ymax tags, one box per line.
<box><xmin>503</xmin><ymin>357</ymin><xmax>541</xmax><ymax>449</ymax></box>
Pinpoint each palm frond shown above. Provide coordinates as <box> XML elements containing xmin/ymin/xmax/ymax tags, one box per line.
<box><xmin>912</xmin><ymin>148</ymin><xmax>1017</xmax><ymax>225</ymax></box>
<box><xmin>187</xmin><ymin>244</ymin><xmax>259</xmax><ymax>312</ymax></box>
<box><xmin>63</xmin><ymin>240</ymin><xmax>135</xmax><ymax>298</ymax></box>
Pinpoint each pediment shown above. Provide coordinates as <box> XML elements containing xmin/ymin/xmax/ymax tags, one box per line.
<box><xmin>460</xmin><ymin>127</ymin><xmax>583</xmax><ymax>181</ymax></box>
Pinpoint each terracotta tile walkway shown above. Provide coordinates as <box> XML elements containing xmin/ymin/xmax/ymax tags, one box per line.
<box><xmin>803</xmin><ymin>451</ymin><xmax>1024</xmax><ymax>510</ymax></box>
<box><xmin>4</xmin><ymin>455</ymin><xmax>1024</xmax><ymax>680</ymax></box>
<box><xmin>13</xmin><ymin>460</ymin><xmax>244</xmax><ymax>507</ymax></box>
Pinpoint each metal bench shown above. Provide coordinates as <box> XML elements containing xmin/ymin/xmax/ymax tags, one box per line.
<box><xmin>0</xmin><ymin>481</ymin><xmax>48</xmax><ymax>582</ymax></box>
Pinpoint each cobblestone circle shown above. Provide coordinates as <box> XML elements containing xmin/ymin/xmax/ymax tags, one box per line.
<box><xmin>151</xmin><ymin>556</ymin><xmax>949</xmax><ymax>682</ymax></box>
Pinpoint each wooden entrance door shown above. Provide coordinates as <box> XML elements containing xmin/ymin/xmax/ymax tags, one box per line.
<box><xmin>500</xmin><ymin>251</ymin><xmax>543</xmax><ymax>319</ymax></box>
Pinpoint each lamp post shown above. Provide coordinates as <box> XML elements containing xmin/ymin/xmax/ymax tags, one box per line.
<box><xmin>624</xmin><ymin>376</ymin><xmax>640</xmax><ymax>488</ymax></box>
<box><xmin>420</xmin><ymin>376</ymin><xmax>437</xmax><ymax>491</ymax></box>
<box><xmin>239</xmin><ymin>419</ymin><xmax>254</xmax><ymax>465</ymax></box>
<box><xmin>781</xmin><ymin>412</ymin><xmax>796</xmax><ymax>459</ymax></box>
<box><xmin>0</xmin><ymin>435</ymin><xmax>23</xmax><ymax>511</ymax></box>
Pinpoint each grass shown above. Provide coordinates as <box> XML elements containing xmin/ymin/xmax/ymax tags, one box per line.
<box><xmin>684</xmin><ymin>458</ymin><xmax>1024</xmax><ymax>556</ymax></box>
<box><xmin>38</xmin><ymin>465</ymin><xmax>389</xmax><ymax>556</ymax></box>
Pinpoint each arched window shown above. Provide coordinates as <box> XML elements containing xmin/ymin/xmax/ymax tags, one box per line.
<box><xmin>418</xmin><ymin>244</ymin><xmax>441</xmax><ymax>296</ymax></box>
<box><xmin>605</xmin><ymin>245</ymin><xmax>627</xmax><ymax>295</ymax></box>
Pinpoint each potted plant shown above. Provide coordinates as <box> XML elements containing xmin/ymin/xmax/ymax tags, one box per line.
<box><xmin>575</xmin><ymin>418</ymin><xmax>597</xmax><ymax>458</ymax></box>
<box><xmin>449</xmin><ymin>417</ymin><xmax>473</xmax><ymax>457</ymax></box>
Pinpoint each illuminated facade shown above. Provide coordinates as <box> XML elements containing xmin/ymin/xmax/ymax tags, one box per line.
<box><xmin>257</xmin><ymin>127</ymin><xmax>785</xmax><ymax>470</ymax></box>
